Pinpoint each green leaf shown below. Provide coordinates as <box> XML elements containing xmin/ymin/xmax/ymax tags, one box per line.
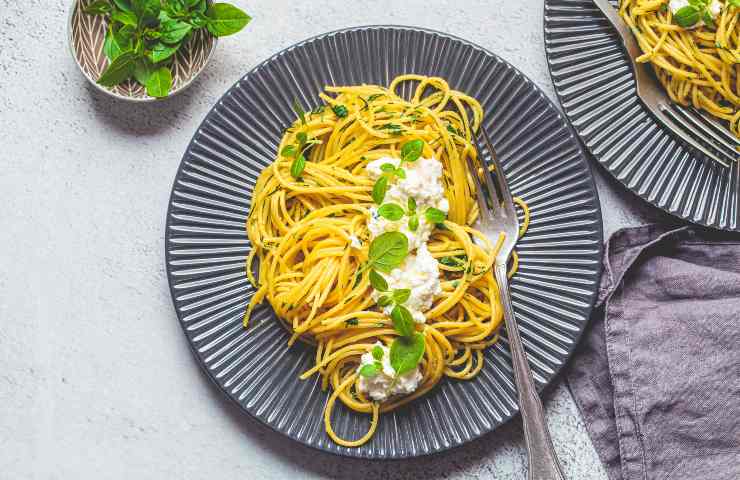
<box><xmin>674</xmin><ymin>5</ymin><xmax>700</xmax><ymax>27</ymax></box>
<box><xmin>103</xmin><ymin>28</ymin><xmax>131</xmax><ymax>61</ymax></box>
<box><xmin>380</xmin><ymin>163</ymin><xmax>396</xmax><ymax>173</ymax></box>
<box><xmin>377</xmin><ymin>295</ymin><xmax>393</xmax><ymax>307</ymax></box>
<box><xmin>395</xmin><ymin>167</ymin><xmax>406</xmax><ymax>179</ymax></box>
<box><xmin>390</xmin><ymin>333</ymin><xmax>425</xmax><ymax>375</ymax></box>
<box><xmin>372</xmin><ymin>346</ymin><xmax>384</xmax><ymax>361</ymax></box>
<box><xmin>359</xmin><ymin>364</ymin><xmax>379</xmax><ymax>378</ymax></box>
<box><xmin>400</xmin><ymin>139</ymin><xmax>424</xmax><ymax>162</ymax></box>
<box><xmin>96</xmin><ymin>50</ymin><xmax>137</xmax><ymax>87</ymax></box>
<box><xmin>425</xmin><ymin>207</ymin><xmax>446</xmax><ymax>224</ymax></box>
<box><xmin>408</xmin><ymin>215</ymin><xmax>419</xmax><ymax>232</ymax></box>
<box><xmin>160</xmin><ymin>19</ymin><xmax>192</xmax><ymax>44</ymax></box>
<box><xmin>83</xmin><ymin>1</ymin><xmax>112</xmax><ymax>15</ymax></box>
<box><xmin>702</xmin><ymin>9</ymin><xmax>715</xmax><ymax>28</ymax></box>
<box><xmin>391</xmin><ymin>305</ymin><xmax>415</xmax><ymax>337</ymax></box>
<box><xmin>407</xmin><ymin>197</ymin><xmax>416</xmax><ymax>213</ymax></box>
<box><xmin>281</xmin><ymin>145</ymin><xmax>297</xmax><ymax>157</ymax></box>
<box><xmin>332</xmin><ymin>104</ymin><xmax>348</xmax><ymax>118</ymax></box>
<box><xmin>392</xmin><ymin>289</ymin><xmax>411</xmax><ymax>305</ymax></box>
<box><xmin>367</xmin><ymin>231</ymin><xmax>408</xmax><ymax>273</ymax></box>
<box><xmin>206</xmin><ymin>3</ymin><xmax>252</xmax><ymax>37</ymax></box>
<box><xmin>344</xmin><ymin>318</ymin><xmax>359</xmax><ymax>327</ymax></box>
<box><xmin>293</xmin><ymin>99</ymin><xmax>307</xmax><ymax>125</ymax></box>
<box><xmin>189</xmin><ymin>11</ymin><xmax>209</xmax><ymax>28</ymax></box>
<box><xmin>369</xmin><ymin>270</ymin><xmax>389</xmax><ymax>292</ymax></box>
<box><xmin>110</xmin><ymin>10</ymin><xmax>138</xmax><ymax>26</ymax></box>
<box><xmin>132</xmin><ymin>0</ymin><xmax>161</xmax><ymax>24</ymax></box>
<box><xmin>112</xmin><ymin>0</ymin><xmax>132</xmax><ymax>12</ymax></box>
<box><xmin>194</xmin><ymin>0</ymin><xmax>208</xmax><ymax>13</ymax></box>
<box><xmin>729</xmin><ymin>0</ymin><xmax>740</xmax><ymax>6</ymax></box>
<box><xmin>132</xmin><ymin>57</ymin><xmax>155</xmax><ymax>84</ymax></box>
<box><xmin>291</xmin><ymin>154</ymin><xmax>306</xmax><ymax>178</ymax></box>
<box><xmin>439</xmin><ymin>255</ymin><xmax>467</xmax><ymax>267</ymax></box>
<box><xmin>377</xmin><ymin>203</ymin><xmax>405</xmax><ymax>221</ymax></box>
<box><xmin>296</xmin><ymin>131</ymin><xmax>308</xmax><ymax>146</ymax></box>
<box><xmin>372</xmin><ymin>176</ymin><xmax>389</xmax><ymax>205</ymax></box>
<box><xmin>145</xmin><ymin>66</ymin><xmax>172</xmax><ymax>98</ymax></box>
<box><xmin>147</xmin><ymin>42</ymin><xmax>180</xmax><ymax>63</ymax></box>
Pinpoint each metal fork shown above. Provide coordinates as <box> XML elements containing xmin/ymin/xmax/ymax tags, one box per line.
<box><xmin>592</xmin><ymin>0</ymin><xmax>739</xmax><ymax>167</ymax></box>
<box><xmin>470</xmin><ymin>129</ymin><xmax>566</xmax><ymax>480</ymax></box>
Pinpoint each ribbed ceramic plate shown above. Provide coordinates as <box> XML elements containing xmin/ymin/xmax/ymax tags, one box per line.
<box><xmin>165</xmin><ymin>26</ymin><xmax>604</xmax><ymax>459</ymax></box>
<box><xmin>544</xmin><ymin>0</ymin><xmax>739</xmax><ymax>231</ymax></box>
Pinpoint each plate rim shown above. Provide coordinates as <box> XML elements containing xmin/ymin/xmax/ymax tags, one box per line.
<box><xmin>542</xmin><ymin>1</ymin><xmax>738</xmax><ymax>232</ymax></box>
<box><xmin>165</xmin><ymin>23</ymin><xmax>605</xmax><ymax>459</ymax></box>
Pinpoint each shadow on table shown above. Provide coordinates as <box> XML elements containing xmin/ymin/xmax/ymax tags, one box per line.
<box><xmin>83</xmin><ymin>77</ymin><xmax>205</xmax><ymax>137</ymax></box>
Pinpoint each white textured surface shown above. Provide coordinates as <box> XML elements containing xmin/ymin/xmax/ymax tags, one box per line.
<box><xmin>0</xmin><ymin>0</ymin><xmax>674</xmax><ymax>478</ymax></box>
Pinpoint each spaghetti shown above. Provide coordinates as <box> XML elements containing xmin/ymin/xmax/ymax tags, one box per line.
<box><xmin>243</xmin><ymin>75</ymin><xmax>530</xmax><ymax>447</ymax></box>
<box><xmin>619</xmin><ymin>0</ymin><xmax>739</xmax><ymax>137</ymax></box>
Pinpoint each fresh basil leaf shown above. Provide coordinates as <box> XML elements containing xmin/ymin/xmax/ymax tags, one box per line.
<box><xmin>729</xmin><ymin>0</ymin><xmax>740</xmax><ymax>6</ymax></box>
<box><xmin>395</xmin><ymin>167</ymin><xmax>406</xmax><ymax>179</ymax></box>
<box><xmin>372</xmin><ymin>175</ymin><xmax>389</xmax><ymax>204</ymax></box>
<box><xmin>369</xmin><ymin>270</ymin><xmax>389</xmax><ymax>292</ymax></box>
<box><xmin>194</xmin><ymin>0</ymin><xmax>207</xmax><ymax>13</ymax></box>
<box><xmin>367</xmin><ymin>231</ymin><xmax>408</xmax><ymax>273</ymax></box>
<box><xmin>359</xmin><ymin>364</ymin><xmax>379</xmax><ymax>378</ymax></box>
<box><xmin>112</xmin><ymin>0</ymin><xmax>133</xmax><ymax>12</ymax></box>
<box><xmin>189</xmin><ymin>11</ymin><xmax>209</xmax><ymax>28</ymax></box>
<box><xmin>133</xmin><ymin>0</ymin><xmax>160</xmax><ymax>25</ymax></box>
<box><xmin>332</xmin><ymin>104</ymin><xmax>348</xmax><ymax>118</ymax></box>
<box><xmin>407</xmin><ymin>197</ymin><xmax>416</xmax><ymax>213</ymax></box>
<box><xmin>439</xmin><ymin>255</ymin><xmax>467</xmax><ymax>267</ymax></box>
<box><xmin>390</xmin><ymin>332</ymin><xmax>425</xmax><ymax>375</ymax></box>
<box><xmin>674</xmin><ymin>5</ymin><xmax>700</xmax><ymax>27</ymax></box>
<box><xmin>147</xmin><ymin>42</ymin><xmax>180</xmax><ymax>63</ymax></box>
<box><xmin>132</xmin><ymin>57</ymin><xmax>155</xmax><ymax>85</ymax></box>
<box><xmin>293</xmin><ymin>99</ymin><xmax>307</xmax><ymax>125</ymax></box>
<box><xmin>400</xmin><ymin>139</ymin><xmax>424</xmax><ymax>162</ymax></box>
<box><xmin>205</xmin><ymin>3</ymin><xmax>252</xmax><ymax>37</ymax></box>
<box><xmin>83</xmin><ymin>1</ymin><xmax>112</xmax><ymax>15</ymax></box>
<box><xmin>160</xmin><ymin>19</ymin><xmax>192</xmax><ymax>44</ymax></box>
<box><xmin>110</xmin><ymin>10</ymin><xmax>138</xmax><ymax>26</ymax></box>
<box><xmin>290</xmin><ymin>154</ymin><xmax>306</xmax><ymax>178</ymax></box>
<box><xmin>380</xmin><ymin>163</ymin><xmax>396</xmax><ymax>173</ymax></box>
<box><xmin>281</xmin><ymin>145</ymin><xmax>297</xmax><ymax>157</ymax></box>
<box><xmin>377</xmin><ymin>295</ymin><xmax>393</xmax><ymax>307</ymax></box>
<box><xmin>391</xmin><ymin>305</ymin><xmax>415</xmax><ymax>337</ymax></box>
<box><xmin>97</xmin><ymin>50</ymin><xmax>136</xmax><ymax>86</ymax></box>
<box><xmin>393</xmin><ymin>289</ymin><xmax>411</xmax><ymax>305</ymax></box>
<box><xmin>103</xmin><ymin>28</ymin><xmax>131</xmax><ymax>61</ymax></box>
<box><xmin>425</xmin><ymin>207</ymin><xmax>446</xmax><ymax>224</ymax></box>
<box><xmin>296</xmin><ymin>131</ymin><xmax>308</xmax><ymax>146</ymax></box>
<box><xmin>408</xmin><ymin>214</ymin><xmax>419</xmax><ymax>232</ymax></box>
<box><xmin>145</xmin><ymin>66</ymin><xmax>172</xmax><ymax>98</ymax></box>
<box><xmin>184</xmin><ymin>0</ymin><xmax>202</xmax><ymax>7</ymax></box>
<box><xmin>372</xmin><ymin>345</ymin><xmax>384</xmax><ymax>361</ymax></box>
<box><xmin>377</xmin><ymin>203</ymin><xmax>405</xmax><ymax>221</ymax></box>
<box><xmin>703</xmin><ymin>9</ymin><xmax>715</xmax><ymax>28</ymax></box>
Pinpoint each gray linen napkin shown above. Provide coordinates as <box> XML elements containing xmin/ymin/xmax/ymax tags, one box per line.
<box><xmin>566</xmin><ymin>224</ymin><xmax>740</xmax><ymax>480</ymax></box>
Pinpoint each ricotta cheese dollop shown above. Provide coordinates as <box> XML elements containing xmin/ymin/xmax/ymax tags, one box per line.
<box><xmin>356</xmin><ymin>342</ymin><xmax>423</xmax><ymax>402</ymax></box>
<box><xmin>366</xmin><ymin>157</ymin><xmax>449</xmax><ymax>251</ymax></box>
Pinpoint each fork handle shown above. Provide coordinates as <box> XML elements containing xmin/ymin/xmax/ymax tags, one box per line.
<box><xmin>495</xmin><ymin>264</ymin><xmax>565</xmax><ymax>480</ymax></box>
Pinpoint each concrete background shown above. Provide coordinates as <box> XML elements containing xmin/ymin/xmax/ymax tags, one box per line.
<box><xmin>0</xmin><ymin>1</ymin><xmax>674</xmax><ymax>478</ymax></box>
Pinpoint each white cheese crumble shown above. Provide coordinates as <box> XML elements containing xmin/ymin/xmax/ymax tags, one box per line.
<box><xmin>356</xmin><ymin>342</ymin><xmax>423</xmax><ymax>402</ymax></box>
<box><xmin>366</xmin><ymin>157</ymin><xmax>449</xmax><ymax>251</ymax></box>
<box><xmin>669</xmin><ymin>0</ymin><xmax>722</xmax><ymax>29</ymax></box>
<box><xmin>371</xmin><ymin>244</ymin><xmax>442</xmax><ymax>324</ymax></box>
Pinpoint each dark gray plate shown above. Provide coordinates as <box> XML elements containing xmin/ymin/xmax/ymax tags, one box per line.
<box><xmin>165</xmin><ymin>25</ymin><xmax>604</xmax><ymax>459</ymax></box>
<box><xmin>544</xmin><ymin>0</ymin><xmax>739</xmax><ymax>231</ymax></box>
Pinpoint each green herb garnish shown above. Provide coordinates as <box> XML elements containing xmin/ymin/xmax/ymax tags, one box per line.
<box><xmin>369</xmin><ymin>270</ymin><xmax>389</xmax><ymax>292</ymax></box>
<box><xmin>359</xmin><ymin>363</ymin><xmax>380</xmax><ymax>378</ymax></box>
<box><xmin>400</xmin><ymin>139</ymin><xmax>424</xmax><ymax>162</ymax></box>
<box><xmin>366</xmin><ymin>231</ymin><xmax>408</xmax><ymax>273</ymax></box>
<box><xmin>372</xmin><ymin>345</ymin><xmax>384</xmax><ymax>361</ymax></box>
<box><xmin>390</xmin><ymin>332</ymin><xmax>425</xmax><ymax>374</ymax></box>
<box><xmin>377</xmin><ymin>203</ymin><xmax>405</xmax><ymax>221</ymax></box>
<box><xmin>83</xmin><ymin>0</ymin><xmax>251</xmax><ymax>97</ymax></box>
<box><xmin>425</xmin><ymin>207</ymin><xmax>447</xmax><ymax>224</ymax></box>
<box><xmin>390</xmin><ymin>305</ymin><xmax>415</xmax><ymax>337</ymax></box>
<box><xmin>332</xmin><ymin>104</ymin><xmax>348</xmax><ymax>118</ymax></box>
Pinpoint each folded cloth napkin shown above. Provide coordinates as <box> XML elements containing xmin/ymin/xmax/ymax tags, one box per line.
<box><xmin>566</xmin><ymin>224</ymin><xmax>740</xmax><ymax>480</ymax></box>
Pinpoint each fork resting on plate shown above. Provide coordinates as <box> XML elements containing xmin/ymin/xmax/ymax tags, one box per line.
<box><xmin>471</xmin><ymin>129</ymin><xmax>566</xmax><ymax>480</ymax></box>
